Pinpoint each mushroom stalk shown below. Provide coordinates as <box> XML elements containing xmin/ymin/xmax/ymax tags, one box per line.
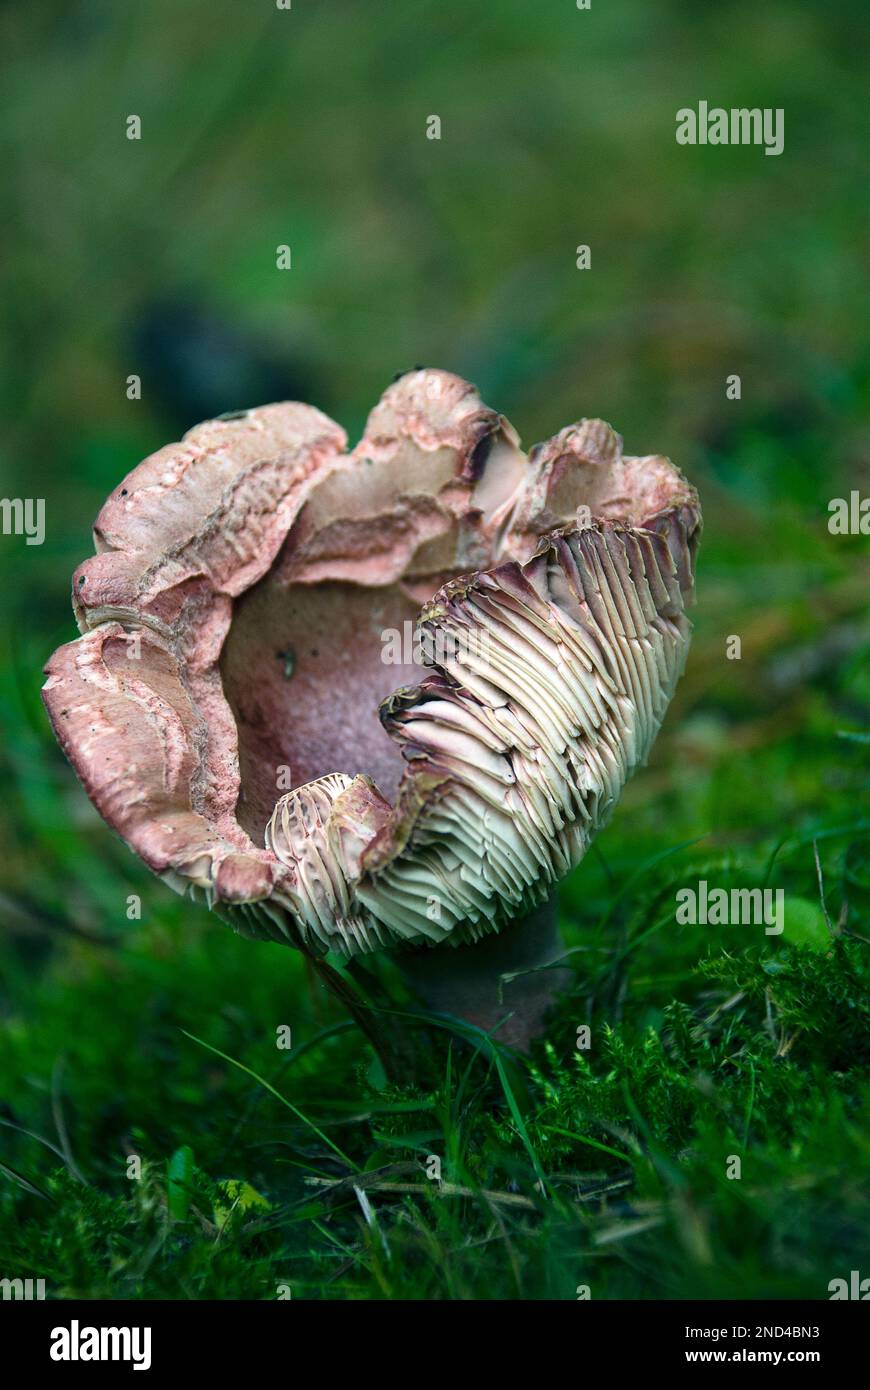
<box><xmin>394</xmin><ymin>899</ymin><xmax>570</xmax><ymax>1051</ymax></box>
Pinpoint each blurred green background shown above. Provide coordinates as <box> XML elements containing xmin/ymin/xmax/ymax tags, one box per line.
<box><xmin>0</xmin><ymin>0</ymin><xmax>867</xmax><ymax>1300</ymax></box>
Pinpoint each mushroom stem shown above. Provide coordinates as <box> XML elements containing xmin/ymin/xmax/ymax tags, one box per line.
<box><xmin>394</xmin><ymin>899</ymin><xmax>570</xmax><ymax>1051</ymax></box>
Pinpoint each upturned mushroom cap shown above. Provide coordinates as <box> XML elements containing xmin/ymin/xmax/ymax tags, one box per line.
<box><xmin>43</xmin><ymin>371</ymin><xmax>701</xmax><ymax>957</ymax></box>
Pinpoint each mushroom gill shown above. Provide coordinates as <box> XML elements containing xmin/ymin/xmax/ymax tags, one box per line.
<box><xmin>256</xmin><ymin>393</ymin><xmax>700</xmax><ymax>959</ymax></box>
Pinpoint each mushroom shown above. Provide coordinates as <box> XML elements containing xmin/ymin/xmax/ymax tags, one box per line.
<box><xmin>43</xmin><ymin>370</ymin><xmax>701</xmax><ymax>1051</ymax></box>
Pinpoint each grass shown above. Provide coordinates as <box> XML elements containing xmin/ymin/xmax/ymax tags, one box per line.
<box><xmin>0</xmin><ymin>793</ymin><xmax>867</xmax><ymax>1297</ymax></box>
<box><xmin>1</xmin><ymin>0</ymin><xmax>869</xmax><ymax>1300</ymax></box>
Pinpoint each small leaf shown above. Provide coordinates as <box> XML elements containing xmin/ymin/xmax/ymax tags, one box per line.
<box><xmin>780</xmin><ymin>897</ymin><xmax>830</xmax><ymax>950</ymax></box>
<box><xmin>167</xmin><ymin>1144</ymin><xmax>195</xmax><ymax>1221</ymax></box>
<box><xmin>213</xmin><ymin>1178</ymin><xmax>270</xmax><ymax>1232</ymax></box>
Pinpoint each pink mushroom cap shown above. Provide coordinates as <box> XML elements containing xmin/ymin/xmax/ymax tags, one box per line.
<box><xmin>43</xmin><ymin>370</ymin><xmax>701</xmax><ymax>957</ymax></box>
